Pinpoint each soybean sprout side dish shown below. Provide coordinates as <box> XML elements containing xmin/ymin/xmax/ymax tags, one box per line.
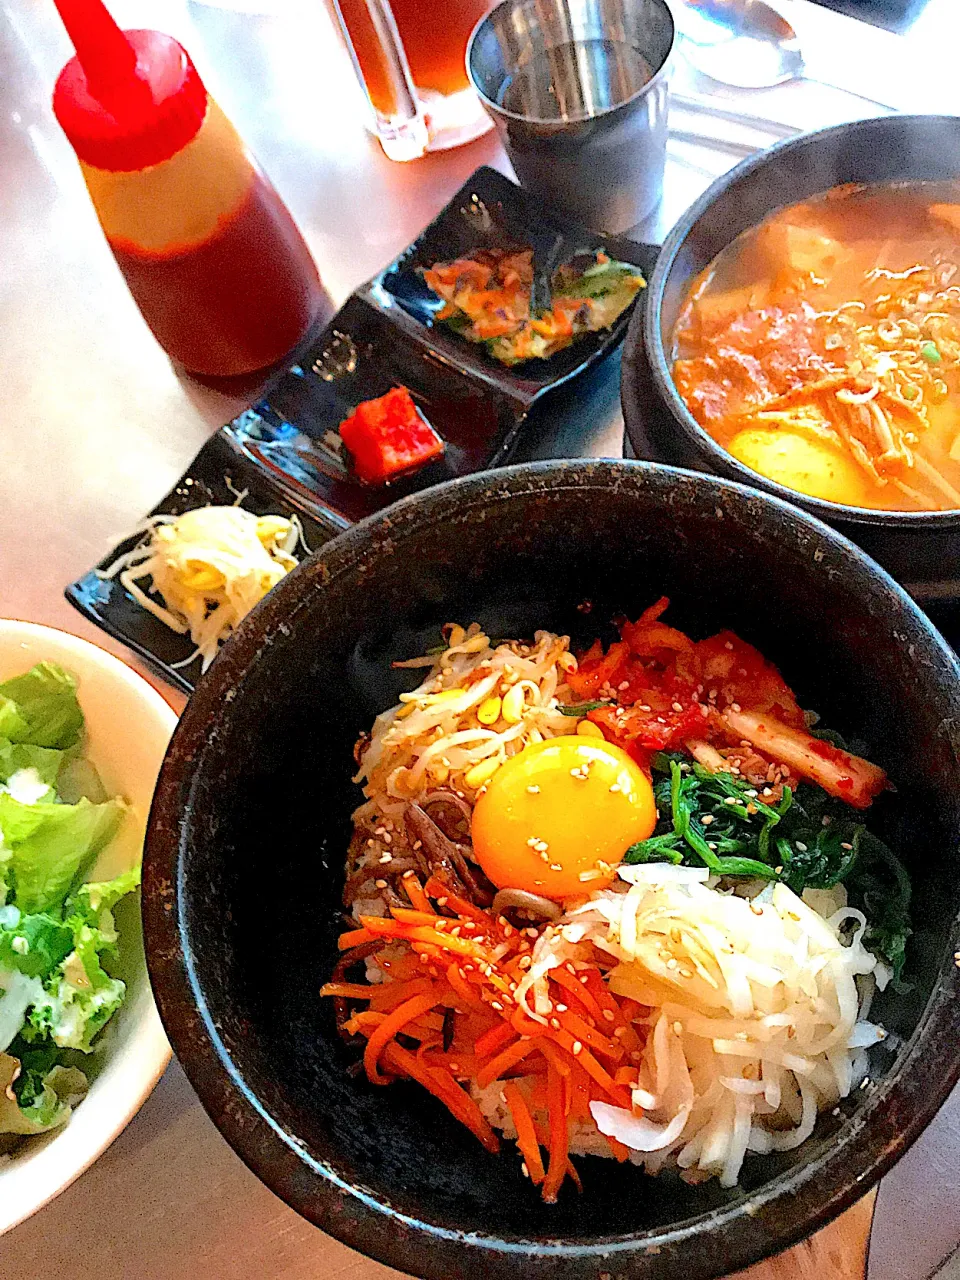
<box><xmin>322</xmin><ymin>602</ymin><xmax>910</xmax><ymax>1201</ymax></box>
<box><xmin>98</xmin><ymin>505</ymin><xmax>305</xmax><ymax>672</ymax></box>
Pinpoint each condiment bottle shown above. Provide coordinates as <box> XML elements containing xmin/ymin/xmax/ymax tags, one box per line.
<box><xmin>51</xmin><ymin>0</ymin><xmax>324</xmax><ymax>378</ymax></box>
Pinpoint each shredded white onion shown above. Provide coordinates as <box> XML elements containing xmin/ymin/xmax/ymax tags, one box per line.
<box><xmin>538</xmin><ymin>865</ymin><xmax>888</xmax><ymax>1187</ymax></box>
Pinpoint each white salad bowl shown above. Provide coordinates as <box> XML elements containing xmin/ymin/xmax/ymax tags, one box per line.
<box><xmin>0</xmin><ymin>620</ymin><xmax>177</xmax><ymax>1236</ymax></box>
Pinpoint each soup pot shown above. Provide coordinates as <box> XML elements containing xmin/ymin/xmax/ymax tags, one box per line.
<box><xmin>622</xmin><ymin>114</ymin><xmax>960</xmax><ymax>605</ymax></box>
<box><xmin>143</xmin><ymin>459</ymin><xmax>960</xmax><ymax>1280</ymax></box>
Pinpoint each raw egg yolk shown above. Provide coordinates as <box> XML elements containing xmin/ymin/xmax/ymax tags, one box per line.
<box><xmin>727</xmin><ymin>427</ymin><xmax>870</xmax><ymax>507</ymax></box>
<box><xmin>471</xmin><ymin>737</ymin><xmax>656</xmax><ymax>901</ymax></box>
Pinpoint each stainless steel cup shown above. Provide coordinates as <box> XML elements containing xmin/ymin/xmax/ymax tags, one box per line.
<box><xmin>467</xmin><ymin>0</ymin><xmax>675</xmax><ymax>233</ymax></box>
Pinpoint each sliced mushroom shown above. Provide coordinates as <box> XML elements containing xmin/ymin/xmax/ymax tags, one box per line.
<box><xmin>420</xmin><ymin>790</ymin><xmax>473</xmax><ymax>843</ymax></box>
<box><xmin>492</xmin><ymin>888</ymin><xmax>562</xmax><ymax>923</ymax></box>
<box><xmin>403</xmin><ymin>803</ymin><xmax>494</xmax><ymax>906</ymax></box>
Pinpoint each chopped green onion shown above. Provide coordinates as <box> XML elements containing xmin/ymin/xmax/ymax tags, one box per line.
<box><xmin>920</xmin><ymin>341</ymin><xmax>942</xmax><ymax>364</ymax></box>
<box><xmin>902</xmin><ymin>383</ymin><xmax>920</xmax><ymax>400</ymax></box>
<box><xmin>558</xmin><ymin>700</ymin><xmax>607</xmax><ymax>716</ymax></box>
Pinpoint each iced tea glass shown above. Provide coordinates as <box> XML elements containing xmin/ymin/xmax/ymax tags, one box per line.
<box><xmin>333</xmin><ymin>0</ymin><xmax>495</xmax><ymax>160</ymax></box>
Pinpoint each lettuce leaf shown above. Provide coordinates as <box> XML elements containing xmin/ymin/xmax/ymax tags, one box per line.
<box><xmin>0</xmin><ymin>793</ymin><xmax>126</xmax><ymax>914</ymax></box>
<box><xmin>27</xmin><ymin>939</ymin><xmax>126</xmax><ymax>1053</ymax></box>
<box><xmin>0</xmin><ymin>740</ymin><xmax>63</xmax><ymax>789</ymax></box>
<box><xmin>0</xmin><ymin>663</ymin><xmax>84</xmax><ymax>750</ymax></box>
<box><xmin>0</xmin><ymin>1050</ymin><xmax>87</xmax><ymax>1134</ymax></box>
<box><xmin>65</xmin><ymin>867</ymin><xmax>140</xmax><ymax>933</ymax></box>
<box><xmin>0</xmin><ymin>697</ymin><xmax>28</xmax><ymax>743</ymax></box>
<box><xmin>0</xmin><ymin>909</ymin><xmax>74</xmax><ymax>979</ymax></box>
<box><xmin>0</xmin><ymin>970</ymin><xmax>46</xmax><ymax>1052</ymax></box>
<box><xmin>22</xmin><ymin>868</ymin><xmax>139</xmax><ymax>1053</ymax></box>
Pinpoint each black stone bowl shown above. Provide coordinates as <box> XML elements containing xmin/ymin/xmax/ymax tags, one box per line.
<box><xmin>143</xmin><ymin>459</ymin><xmax>960</xmax><ymax>1280</ymax></box>
<box><xmin>622</xmin><ymin>114</ymin><xmax>960</xmax><ymax>602</ymax></box>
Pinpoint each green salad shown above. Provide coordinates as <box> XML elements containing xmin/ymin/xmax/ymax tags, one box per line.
<box><xmin>0</xmin><ymin>662</ymin><xmax>138</xmax><ymax>1142</ymax></box>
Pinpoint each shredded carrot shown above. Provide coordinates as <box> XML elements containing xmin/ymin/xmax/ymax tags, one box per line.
<box><xmin>390</xmin><ymin>907</ymin><xmax>447</xmax><ymax>928</ymax></box>
<box><xmin>503</xmin><ymin>1081</ymin><xmax>545</xmax><ymax>1184</ymax></box>
<box><xmin>338</xmin><ymin>928</ymin><xmax>375</xmax><ymax>950</ymax></box>
<box><xmin>474</xmin><ymin>1021</ymin><xmax>517</xmax><ymax>1060</ymax></box>
<box><xmin>382</xmin><ymin>1042</ymin><xmax>501</xmax><ymax>1154</ymax></box>
<box><xmin>542</xmin><ymin>1062</ymin><xmax>569</xmax><ymax>1203</ymax></box>
<box><xmin>358</xmin><ymin>916</ymin><xmax>491</xmax><ymax>959</ymax></box>
<box><xmin>343</xmin><ymin>1010</ymin><xmax>386</xmax><ymax>1031</ymax></box>
<box><xmin>368</xmin><ymin>977</ymin><xmax>437</xmax><ymax>1013</ymax></box>
<box><xmin>363</xmin><ymin>992</ymin><xmax>440</xmax><ymax>1085</ymax></box>
<box><xmin>400</xmin><ymin>872</ymin><xmax>434</xmax><ymax>913</ymax></box>
<box><xmin>476</xmin><ymin>1037</ymin><xmax>545</xmax><ymax>1090</ymax></box>
<box><xmin>319</xmin><ymin>982</ymin><xmax>376</xmax><ymax>1000</ymax></box>
<box><xmin>550</xmin><ymin>966</ymin><xmax>605</xmax><ymax>1022</ymax></box>
<box><xmin>556</xmin><ymin>1009</ymin><xmax>622</xmax><ymax>1060</ymax></box>
<box><xmin>444</xmin><ymin>961</ymin><xmax>485</xmax><ymax>1010</ymax></box>
<box><xmin>424</xmin><ymin>876</ymin><xmax>490</xmax><ymax>922</ymax></box>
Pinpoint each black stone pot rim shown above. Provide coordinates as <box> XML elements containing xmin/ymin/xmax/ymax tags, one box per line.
<box><xmin>144</xmin><ymin>458</ymin><xmax>960</xmax><ymax>1280</ymax></box>
<box><xmin>642</xmin><ymin>114</ymin><xmax>960</xmax><ymax>532</ymax></box>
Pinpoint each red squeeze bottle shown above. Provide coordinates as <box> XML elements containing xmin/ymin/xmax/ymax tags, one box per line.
<box><xmin>51</xmin><ymin>0</ymin><xmax>323</xmax><ymax>378</ymax></box>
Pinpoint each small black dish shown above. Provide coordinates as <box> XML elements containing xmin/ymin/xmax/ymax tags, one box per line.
<box><xmin>367</xmin><ymin>166</ymin><xmax>656</xmax><ymax>404</ymax></box>
<box><xmin>67</xmin><ymin>166</ymin><xmax>656</xmax><ymax>690</ymax></box>
<box><xmin>143</xmin><ymin>459</ymin><xmax>960</xmax><ymax>1280</ymax></box>
<box><xmin>621</xmin><ymin>115</ymin><xmax>960</xmax><ymax>603</ymax></box>
<box><xmin>65</xmin><ymin>432</ymin><xmax>339</xmax><ymax>694</ymax></box>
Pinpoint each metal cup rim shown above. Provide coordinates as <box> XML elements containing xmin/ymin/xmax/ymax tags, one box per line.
<box><xmin>465</xmin><ymin>0</ymin><xmax>676</xmax><ymax>129</ymax></box>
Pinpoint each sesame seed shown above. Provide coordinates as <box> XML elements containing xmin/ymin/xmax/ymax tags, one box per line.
<box><xmin>671</xmin><ymin>701</ymin><xmax>684</xmax><ymax>713</ymax></box>
<box><xmin>731</xmin><ymin>701</ymin><xmax>742</xmax><ymax>712</ymax></box>
<box><xmin>491</xmin><ymin>1001</ymin><xmax>503</xmax><ymax>1011</ymax></box>
<box><xmin>526</xmin><ymin>784</ymin><xmax>540</xmax><ymax>794</ymax></box>
<box><xmin>701</xmin><ymin>814</ymin><xmax>714</xmax><ymax>825</ymax></box>
<box><xmin>666</xmin><ymin>958</ymin><xmax>678</xmax><ymax>970</ymax></box>
<box><xmin>602</xmin><ymin>1009</ymin><xmax>615</xmax><ymax>1022</ymax></box>
<box><xmin>638</xmin><ymin>703</ymin><xmax>651</xmax><ymax>712</ymax></box>
<box><xmin>679</xmin><ymin>968</ymin><xmax>693</xmax><ymax>979</ymax></box>
<box><xmin>673</xmin><ymin>1021</ymin><xmax>683</xmax><ymax>1035</ymax></box>
<box><xmin>521</xmin><ymin>1162</ymin><xmax>529</xmax><ymax>1179</ymax></box>
<box><xmin>572</xmin><ymin>1041</ymin><xmax>583</xmax><ymax>1055</ymax></box>
<box><xmin>618</xmin><ymin>680</ymin><xmax>630</xmax><ymax>691</ymax></box>
<box><xmin>609</xmin><ymin>782</ymin><xmax>621</xmax><ymax>794</ymax></box>
<box><xmin>550</xmin><ymin>1018</ymin><xmax>561</xmax><ymax>1030</ymax></box>
<box><xmin>613</xmin><ymin>1027</ymin><xmax>627</xmax><ymax>1039</ymax></box>
<box><xmin>724</xmin><ymin>796</ymin><xmax>738</xmax><ymax>805</ymax></box>
<box><xmin>379</xmin><ymin>852</ymin><xmax>392</xmax><ymax>863</ymax></box>
<box><xmin>375</xmin><ymin>879</ymin><xmax>387</xmax><ymax>888</ymax></box>
<box><xmin>550</xmin><ymin>863</ymin><xmax>563</xmax><ymax>871</ymax></box>
<box><xmin>795</xmin><ymin>841</ymin><xmax>808</xmax><ymax>852</ymax></box>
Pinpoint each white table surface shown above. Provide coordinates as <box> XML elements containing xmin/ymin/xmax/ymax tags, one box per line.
<box><xmin>2</xmin><ymin>0</ymin><xmax>960</xmax><ymax>1274</ymax></box>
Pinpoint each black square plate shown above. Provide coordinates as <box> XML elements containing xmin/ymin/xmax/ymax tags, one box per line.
<box><xmin>66</xmin><ymin>166</ymin><xmax>657</xmax><ymax>692</ymax></box>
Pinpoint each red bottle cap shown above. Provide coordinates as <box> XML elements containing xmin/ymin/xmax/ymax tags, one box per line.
<box><xmin>52</xmin><ymin>0</ymin><xmax>208</xmax><ymax>172</ymax></box>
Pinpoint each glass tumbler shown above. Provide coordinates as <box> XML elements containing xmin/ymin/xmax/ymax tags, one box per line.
<box><xmin>332</xmin><ymin>0</ymin><xmax>495</xmax><ymax>160</ymax></box>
